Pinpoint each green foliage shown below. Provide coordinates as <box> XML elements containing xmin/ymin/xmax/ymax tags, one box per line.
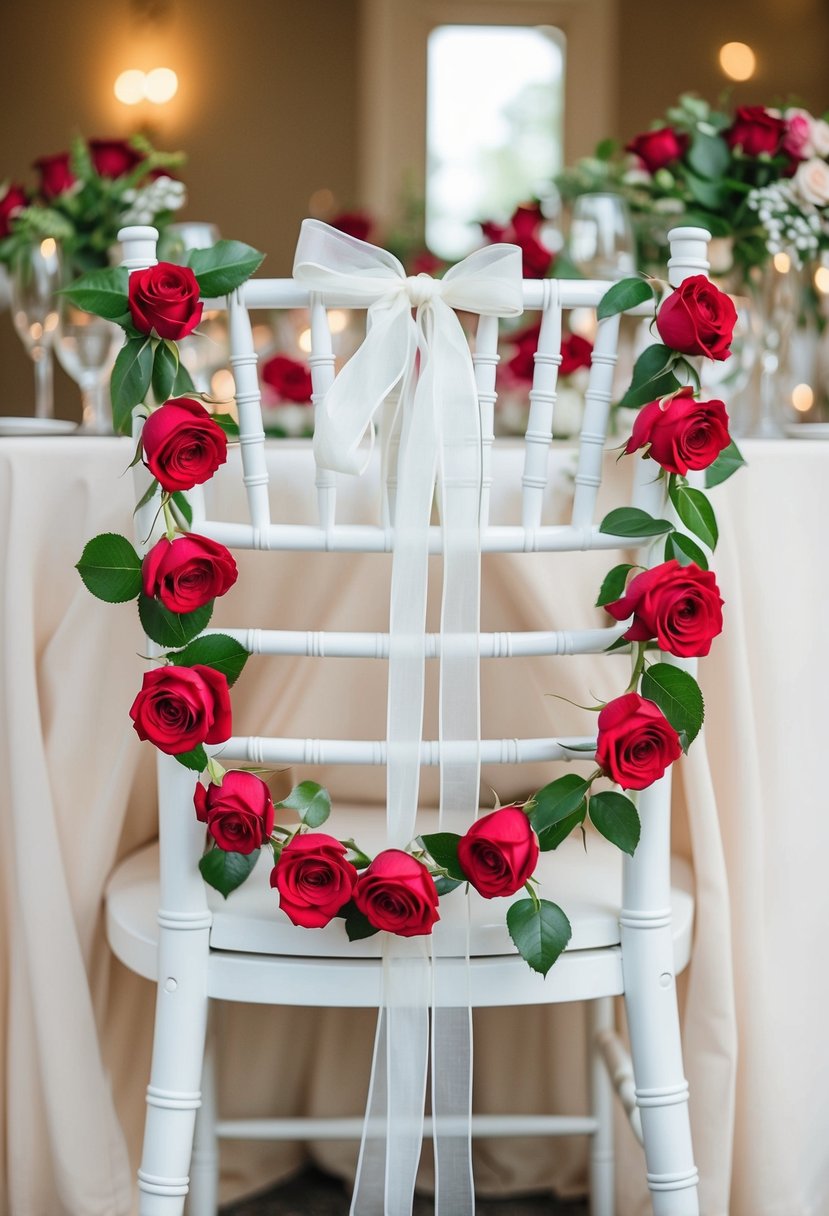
<box><xmin>76</xmin><ymin>532</ymin><xmax>142</xmax><ymax>602</ymax></box>
<box><xmin>111</xmin><ymin>336</ymin><xmax>153</xmax><ymax>434</ymax></box>
<box><xmin>596</xmin><ymin>563</ymin><xmax>636</xmax><ymax>607</ymax></box>
<box><xmin>138</xmin><ymin>593</ymin><xmax>213</xmax><ymax>648</ymax></box>
<box><xmin>705</xmin><ymin>440</ymin><xmax>746</xmax><ymax>488</ymax></box>
<box><xmin>169</xmin><ymin>632</ymin><xmax>249</xmax><ymax>686</ymax></box>
<box><xmin>174</xmin><ymin>743</ymin><xmax>208</xmax><ymax>772</ymax></box>
<box><xmin>617</xmin><ymin>345</ymin><xmax>681</xmax><ymax>410</ymax></box>
<box><xmin>530</xmin><ymin>774</ymin><xmax>591</xmax><ymax>845</ymax></box>
<box><xmin>597</xmin><ymin>277</ymin><xmax>655</xmax><ymax>321</ymax></box>
<box><xmin>344</xmin><ymin>902</ymin><xmax>380</xmax><ymax>941</ymax></box>
<box><xmin>641</xmin><ymin>662</ymin><xmax>704</xmax><ymax>748</ymax></box>
<box><xmin>420</xmin><ymin>832</ymin><xmax>466</xmax><ymax>881</ymax></box>
<box><xmin>588</xmin><ymin>790</ymin><xmax>640</xmax><ymax>855</ymax></box>
<box><xmin>599</xmin><ymin>507</ymin><xmax>674</xmax><ymax>539</ymax></box>
<box><xmin>59</xmin><ymin>266</ymin><xmax>129</xmax><ymax>321</ymax></box>
<box><xmin>668</xmin><ymin>482</ymin><xmax>719</xmax><ymax>550</ymax></box>
<box><xmin>151</xmin><ymin>340</ymin><xmax>179</xmax><ymax>403</ymax></box>
<box><xmin>506</xmin><ymin>897</ymin><xmax>572</xmax><ymax>976</ymax></box>
<box><xmin>276</xmin><ymin>781</ymin><xmax>332</xmax><ymax>828</ymax></box>
<box><xmin>187</xmin><ymin>240</ymin><xmax>265</xmax><ymax>297</ymax></box>
<box><xmin>199</xmin><ymin>844</ymin><xmax>259</xmax><ymax>898</ymax></box>
<box><xmin>664</xmin><ymin>530</ymin><xmax>709</xmax><ymax>570</ymax></box>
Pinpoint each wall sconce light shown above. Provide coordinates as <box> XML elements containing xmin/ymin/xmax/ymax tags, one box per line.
<box><xmin>114</xmin><ymin>66</ymin><xmax>179</xmax><ymax>106</ymax></box>
<box><xmin>718</xmin><ymin>41</ymin><xmax>756</xmax><ymax>82</ymax></box>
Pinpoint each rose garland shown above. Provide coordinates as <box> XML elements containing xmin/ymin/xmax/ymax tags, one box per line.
<box><xmin>69</xmin><ymin>245</ymin><xmax>743</xmax><ymax>978</ymax></box>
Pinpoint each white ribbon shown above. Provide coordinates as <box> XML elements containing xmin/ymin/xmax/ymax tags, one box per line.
<box><xmin>294</xmin><ymin>219</ymin><xmax>523</xmax><ymax>1214</ymax></box>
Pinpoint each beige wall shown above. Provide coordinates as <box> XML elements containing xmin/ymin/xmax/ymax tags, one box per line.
<box><xmin>2</xmin><ymin>0</ymin><xmax>829</xmax><ymax>421</ymax></box>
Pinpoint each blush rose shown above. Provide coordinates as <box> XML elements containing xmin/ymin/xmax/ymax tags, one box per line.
<box><xmin>141</xmin><ymin>398</ymin><xmax>228</xmax><ymax>492</ymax></box>
<box><xmin>129</xmin><ymin>664</ymin><xmax>232</xmax><ymax>754</ymax></box>
<box><xmin>128</xmin><ymin>262</ymin><xmax>203</xmax><ymax>341</ymax></box>
<box><xmin>142</xmin><ymin>534</ymin><xmax>238</xmax><ymax>613</ymax></box>
<box><xmin>596</xmin><ymin>692</ymin><xmax>682</xmax><ymax>791</ymax></box>
<box><xmin>457</xmin><ymin>805</ymin><xmax>539</xmax><ymax>898</ymax></box>
<box><xmin>792</xmin><ymin>158</ymin><xmax>829</xmax><ymax>207</ymax></box>
<box><xmin>195</xmin><ymin>770</ymin><xmax>274</xmax><ymax>855</ymax></box>
<box><xmin>353</xmin><ymin>850</ymin><xmax>440</xmax><ymax>937</ymax></box>
<box><xmin>625</xmin><ymin>386</ymin><xmax>730</xmax><ymax>475</ymax></box>
<box><xmin>271</xmin><ymin>833</ymin><xmax>358</xmax><ymax>928</ymax></box>
<box><xmin>604</xmin><ymin>560</ymin><xmax>724</xmax><ymax>658</ymax></box>
<box><xmin>656</xmin><ymin>276</ymin><xmax>737</xmax><ymax>362</ymax></box>
<box><xmin>626</xmin><ymin>127</ymin><xmax>689</xmax><ymax>173</ymax></box>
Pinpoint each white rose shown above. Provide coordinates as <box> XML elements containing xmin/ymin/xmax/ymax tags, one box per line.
<box><xmin>811</xmin><ymin>120</ymin><xmax>829</xmax><ymax>158</ymax></box>
<box><xmin>793</xmin><ymin>158</ymin><xmax>829</xmax><ymax>206</ymax></box>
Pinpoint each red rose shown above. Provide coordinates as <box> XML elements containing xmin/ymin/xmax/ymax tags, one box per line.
<box><xmin>605</xmin><ymin>560</ymin><xmax>724</xmax><ymax>657</ymax></box>
<box><xmin>330</xmin><ymin>211</ymin><xmax>373</xmax><ymax>242</ymax></box>
<box><xmin>0</xmin><ymin>183</ymin><xmax>27</xmax><ymax>237</ymax></box>
<box><xmin>457</xmin><ymin>805</ymin><xmax>539</xmax><ymax>898</ymax></box>
<box><xmin>504</xmin><ymin>325</ymin><xmax>592</xmax><ymax>385</ymax></box>
<box><xmin>270</xmin><ymin>833</ymin><xmax>358</xmax><ymax>928</ymax></box>
<box><xmin>261</xmin><ymin>353</ymin><xmax>313</xmax><ymax>403</ymax></box>
<box><xmin>559</xmin><ymin>333</ymin><xmax>593</xmax><ymax>377</ymax></box>
<box><xmin>626</xmin><ymin>127</ymin><xmax>689</xmax><ymax>174</ymax></box>
<box><xmin>409</xmin><ymin>250</ymin><xmax>444</xmax><ymax>276</ymax></box>
<box><xmin>129</xmin><ymin>664</ymin><xmax>232</xmax><ymax>754</ymax></box>
<box><xmin>128</xmin><ymin>262</ymin><xmax>203</xmax><ymax>341</ymax></box>
<box><xmin>625</xmin><ymin>386</ymin><xmax>730</xmax><ymax>475</ymax></box>
<box><xmin>481</xmin><ymin>203</ymin><xmax>553</xmax><ymax>278</ymax></box>
<box><xmin>656</xmin><ymin>276</ymin><xmax>737</xmax><ymax>362</ymax></box>
<box><xmin>32</xmin><ymin>152</ymin><xmax>75</xmax><ymax>200</ymax></box>
<box><xmin>596</xmin><ymin>692</ymin><xmax>682</xmax><ymax>791</ymax></box>
<box><xmin>142</xmin><ymin>534</ymin><xmax>238</xmax><ymax>613</ymax></box>
<box><xmin>353</xmin><ymin>849</ymin><xmax>440</xmax><ymax>937</ymax></box>
<box><xmin>195</xmin><ymin>770</ymin><xmax>274</xmax><ymax>854</ymax></box>
<box><xmin>725</xmin><ymin>106</ymin><xmax>786</xmax><ymax>157</ymax></box>
<box><xmin>141</xmin><ymin>398</ymin><xmax>228</xmax><ymax>492</ymax></box>
<box><xmin>89</xmin><ymin>138</ymin><xmax>143</xmax><ymax>179</ymax></box>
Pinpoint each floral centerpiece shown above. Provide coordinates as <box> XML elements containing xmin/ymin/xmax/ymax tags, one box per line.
<box><xmin>556</xmin><ymin>93</ymin><xmax>829</xmax><ymax>280</ymax></box>
<box><xmin>66</xmin><ymin>230</ymin><xmax>743</xmax><ymax>976</ymax></box>
<box><xmin>0</xmin><ymin>133</ymin><xmax>186</xmax><ymax>272</ymax></box>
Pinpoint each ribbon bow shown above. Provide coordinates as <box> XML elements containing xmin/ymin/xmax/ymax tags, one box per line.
<box><xmin>293</xmin><ymin>219</ymin><xmax>523</xmax><ymax>1214</ymax></box>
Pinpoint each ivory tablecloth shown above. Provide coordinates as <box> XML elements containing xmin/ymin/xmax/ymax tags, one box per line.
<box><xmin>0</xmin><ymin>436</ymin><xmax>824</xmax><ymax>1216</ymax></box>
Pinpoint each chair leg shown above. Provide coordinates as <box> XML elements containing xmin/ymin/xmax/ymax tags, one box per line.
<box><xmin>587</xmin><ymin>998</ymin><xmax>615</xmax><ymax>1216</ymax></box>
<box><xmin>137</xmin><ymin>924</ymin><xmax>211</xmax><ymax>1216</ymax></box>
<box><xmin>622</xmin><ymin>922</ymin><xmax>699</xmax><ymax>1216</ymax></box>
<box><xmin>188</xmin><ymin>1021</ymin><xmax>219</xmax><ymax>1216</ymax></box>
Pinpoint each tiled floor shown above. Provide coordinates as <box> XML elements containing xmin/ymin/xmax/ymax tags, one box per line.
<box><xmin>222</xmin><ymin>1166</ymin><xmax>589</xmax><ymax>1215</ymax></box>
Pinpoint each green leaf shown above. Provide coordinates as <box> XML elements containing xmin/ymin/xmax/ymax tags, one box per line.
<box><xmin>684</xmin><ymin>167</ymin><xmax>726</xmax><ymax>210</ymax></box>
<box><xmin>597</xmin><ymin>277</ymin><xmax>654</xmax><ymax>321</ymax></box>
<box><xmin>506</xmin><ymin>897</ymin><xmax>572</xmax><ymax>977</ymax></box>
<box><xmin>152</xmin><ymin>340</ymin><xmax>178</xmax><ymax>403</ymax></box>
<box><xmin>170</xmin><ymin>490</ymin><xmax>193</xmax><ymax>527</ymax></box>
<box><xmin>434</xmin><ymin>876</ymin><xmax>463</xmax><ymax>896</ymax></box>
<box><xmin>537</xmin><ymin>804</ymin><xmax>587</xmax><ymax>852</ymax></box>
<box><xmin>199</xmin><ymin>844</ymin><xmax>259</xmax><ymax>898</ymax></box>
<box><xmin>173</xmin><ymin>359</ymin><xmax>196</xmax><ymax>396</ymax></box>
<box><xmin>76</xmin><ymin>532</ymin><xmax>142</xmax><ymax>602</ymax></box>
<box><xmin>210</xmin><ymin>412</ymin><xmax>241</xmax><ymax>439</ymax></box>
<box><xmin>169</xmin><ymin>632</ymin><xmax>249</xmax><ymax>686</ymax></box>
<box><xmin>420</xmin><ymin>832</ymin><xmax>465</xmax><ymax>881</ymax></box>
<box><xmin>588</xmin><ymin>791</ymin><xmax>641</xmax><ymax>856</ymax></box>
<box><xmin>175</xmin><ymin>743</ymin><xmax>209</xmax><ymax>772</ymax></box>
<box><xmin>705</xmin><ymin>439</ymin><xmax>746</xmax><ymax>488</ymax></box>
<box><xmin>276</xmin><ymin>781</ymin><xmax>332</xmax><ymax>828</ymax></box>
<box><xmin>187</xmin><ymin>239</ymin><xmax>265</xmax><ymax>297</ymax></box>
<box><xmin>617</xmin><ymin>344</ymin><xmax>681</xmax><ymax>410</ymax></box>
<box><xmin>529</xmin><ymin>774</ymin><xmax>591</xmax><ymax>836</ymax></box>
<box><xmin>111</xmin><ymin>336</ymin><xmax>153</xmax><ymax>434</ymax></box>
<box><xmin>344</xmin><ymin>901</ymin><xmax>381</xmax><ymax>941</ymax></box>
<box><xmin>59</xmin><ymin>266</ymin><xmax>129</xmax><ymax>320</ymax></box>
<box><xmin>641</xmin><ymin>663</ymin><xmax>704</xmax><ymax>748</ymax></box>
<box><xmin>687</xmin><ymin>131</ymin><xmax>731</xmax><ymax>180</ymax></box>
<box><xmin>669</xmin><ymin>484</ymin><xmax>718</xmax><ymax>550</ymax></box>
<box><xmin>664</xmin><ymin>530</ymin><xmax>709</xmax><ymax>570</ymax></box>
<box><xmin>138</xmin><ymin>593</ymin><xmax>214</xmax><ymax>648</ymax></box>
<box><xmin>596</xmin><ymin>562</ymin><xmax>636</xmax><ymax>607</ymax></box>
<box><xmin>595</xmin><ymin>137</ymin><xmax>617</xmax><ymax>161</ymax></box>
<box><xmin>599</xmin><ymin>507</ymin><xmax>674</xmax><ymax>539</ymax></box>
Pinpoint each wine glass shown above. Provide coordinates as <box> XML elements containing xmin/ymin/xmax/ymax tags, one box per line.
<box><xmin>10</xmin><ymin>238</ymin><xmax>62</xmax><ymax>418</ymax></box>
<box><xmin>568</xmin><ymin>193</ymin><xmax>636</xmax><ymax>279</ymax></box>
<box><xmin>54</xmin><ymin>283</ymin><xmax>121</xmax><ymax>433</ymax></box>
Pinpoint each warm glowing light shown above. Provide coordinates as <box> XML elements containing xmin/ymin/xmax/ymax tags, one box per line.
<box><xmin>297</xmin><ymin>327</ymin><xmax>313</xmax><ymax>353</ymax></box>
<box><xmin>114</xmin><ymin>68</ymin><xmax>147</xmax><ymax>105</ymax></box>
<box><xmin>718</xmin><ymin>42</ymin><xmax>756</xmax><ymax>82</ymax></box>
<box><xmin>792</xmin><ymin>383</ymin><xmax>814</xmax><ymax>413</ymax></box>
<box><xmin>773</xmin><ymin>251</ymin><xmax>791</xmax><ymax>274</ymax></box>
<box><xmin>210</xmin><ymin>368</ymin><xmax>235</xmax><ymax>401</ymax></box>
<box><xmin>309</xmin><ymin>187</ymin><xmax>335</xmax><ymax>215</ymax></box>
<box><xmin>814</xmin><ymin>266</ymin><xmax>829</xmax><ymax>294</ymax></box>
<box><xmin>43</xmin><ymin>311</ymin><xmax>59</xmax><ymax>334</ymax></box>
<box><xmin>145</xmin><ymin>67</ymin><xmax>178</xmax><ymax>104</ymax></box>
<box><xmin>251</xmin><ymin>324</ymin><xmax>274</xmax><ymax>352</ymax></box>
<box><xmin>39</xmin><ymin>237</ymin><xmax>57</xmax><ymax>259</ymax></box>
<box><xmin>328</xmin><ymin>309</ymin><xmax>348</xmax><ymax>334</ymax></box>
<box><xmin>569</xmin><ymin>307</ymin><xmax>598</xmax><ymax>342</ymax></box>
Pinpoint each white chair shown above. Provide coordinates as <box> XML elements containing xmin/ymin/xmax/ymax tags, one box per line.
<box><xmin>106</xmin><ymin>222</ymin><xmax>708</xmax><ymax>1215</ymax></box>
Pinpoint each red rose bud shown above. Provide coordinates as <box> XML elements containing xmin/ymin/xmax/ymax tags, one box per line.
<box><xmin>625</xmin><ymin>127</ymin><xmax>689</xmax><ymax>174</ymax></box>
<box><xmin>353</xmin><ymin>849</ymin><xmax>440</xmax><ymax>937</ymax></box>
<box><xmin>725</xmin><ymin>106</ymin><xmax>786</xmax><ymax>157</ymax></box>
<box><xmin>330</xmin><ymin>211</ymin><xmax>374</xmax><ymax>242</ymax></box>
<box><xmin>656</xmin><ymin>276</ymin><xmax>737</xmax><ymax>362</ymax></box>
<box><xmin>142</xmin><ymin>534</ymin><xmax>238</xmax><ymax>613</ymax></box>
<box><xmin>625</xmin><ymin>386</ymin><xmax>730</xmax><ymax>475</ymax></box>
<box><xmin>261</xmin><ymin>353</ymin><xmax>313</xmax><ymax>404</ymax></box>
<box><xmin>89</xmin><ymin>138</ymin><xmax>144</xmax><ymax>179</ymax></box>
<box><xmin>596</xmin><ymin>692</ymin><xmax>682</xmax><ymax>791</ymax></box>
<box><xmin>194</xmin><ymin>770</ymin><xmax>274</xmax><ymax>855</ymax></box>
<box><xmin>32</xmin><ymin>152</ymin><xmax>75</xmax><ymax>200</ymax></box>
<box><xmin>141</xmin><ymin>398</ymin><xmax>228</xmax><ymax>492</ymax></box>
<box><xmin>605</xmin><ymin>560</ymin><xmax>724</xmax><ymax>658</ymax></box>
<box><xmin>457</xmin><ymin>805</ymin><xmax>539</xmax><ymax>898</ymax></box>
<box><xmin>0</xmin><ymin>183</ymin><xmax>28</xmax><ymax>237</ymax></box>
<box><xmin>129</xmin><ymin>664</ymin><xmax>232</xmax><ymax>754</ymax></box>
<box><xmin>271</xmin><ymin>833</ymin><xmax>358</xmax><ymax>928</ymax></box>
<box><xmin>128</xmin><ymin>261</ymin><xmax>203</xmax><ymax>341</ymax></box>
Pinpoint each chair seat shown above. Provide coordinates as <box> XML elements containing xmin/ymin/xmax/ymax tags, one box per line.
<box><xmin>106</xmin><ymin>808</ymin><xmax>695</xmax><ymax>996</ymax></box>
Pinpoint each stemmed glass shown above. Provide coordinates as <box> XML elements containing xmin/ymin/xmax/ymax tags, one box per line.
<box><xmin>54</xmin><ymin>280</ymin><xmax>121</xmax><ymax>433</ymax></box>
<box><xmin>568</xmin><ymin>193</ymin><xmax>636</xmax><ymax>279</ymax></box>
<box><xmin>10</xmin><ymin>238</ymin><xmax>62</xmax><ymax>418</ymax></box>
